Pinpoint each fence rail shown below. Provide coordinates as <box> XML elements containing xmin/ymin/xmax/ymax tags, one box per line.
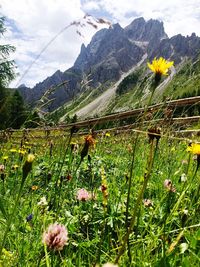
<box><xmin>0</xmin><ymin>96</ymin><xmax>200</xmax><ymax>135</ymax></box>
<box><xmin>57</xmin><ymin>96</ymin><xmax>200</xmax><ymax>129</ymax></box>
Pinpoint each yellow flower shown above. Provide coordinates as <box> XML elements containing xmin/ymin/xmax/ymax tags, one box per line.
<box><xmin>18</xmin><ymin>149</ymin><xmax>26</xmax><ymax>155</ymax></box>
<box><xmin>147</xmin><ymin>57</ymin><xmax>174</xmax><ymax>82</ymax></box>
<box><xmin>11</xmin><ymin>164</ymin><xmax>19</xmax><ymax>170</ymax></box>
<box><xmin>31</xmin><ymin>185</ymin><xmax>38</xmax><ymax>191</ymax></box>
<box><xmin>105</xmin><ymin>132</ymin><xmax>111</xmax><ymax>137</ymax></box>
<box><xmin>187</xmin><ymin>143</ymin><xmax>200</xmax><ymax>155</ymax></box>
<box><xmin>27</xmin><ymin>154</ymin><xmax>35</xmax><ymax>163</ymax></box>
<box><xmin>2</xmin><ymin>156</ymin><xmax>8</xmax><ymax>161</ymax></box>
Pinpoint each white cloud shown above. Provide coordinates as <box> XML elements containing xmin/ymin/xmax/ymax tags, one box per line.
<box><xmin>1</xmin><ymin>0</ymin><xmax>101</xmax><ymax>87</ymax></box>
<box><xmin>1</xmin><ymin>0</ymin><xmax>200</xmax><ymax>87</ymax></box>
<box><xmin>82</xmin><ymin>0</ymin><xmax>200</xmax><ymax>36</ymax></box>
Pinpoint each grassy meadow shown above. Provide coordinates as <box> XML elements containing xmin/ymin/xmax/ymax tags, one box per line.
<box><xmin>0</xmin><ymin>118</ymin><xmax>200</xmax><ymax>266</ymax></box>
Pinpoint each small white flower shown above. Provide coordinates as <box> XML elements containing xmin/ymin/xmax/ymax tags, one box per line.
<box><xmin>180</xmin><ymin>173</ymin><xmax>187</xmax><ymax>182</ymax></box>
<box><xmin>38</xmin><ymin>196</ymin><xmax>48</xmax><ymax>206</ymax></box>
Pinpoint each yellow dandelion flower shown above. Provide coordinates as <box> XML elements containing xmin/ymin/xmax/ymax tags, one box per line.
<box><xmin>147</xmin><ymin>57</ymin><xmax>174</xmax><ymax>82</ymax></box>
<box><xmin>11</xmin><ymin>164</ymin><xmax>19</xmax><ymax>170</ymax></box>
<box><xmin>105</xmin><ymin>132</ymin><xmax>111</xmax><ymax>137</ymax></box>
<box><xmin>18</xmin><ymin>149</ymin><xmax>26</xmax><ymax>155</ymax></box>
<box><xmin>187</xmin><ymin>143</ymin><xmax>200</xmax><ymax>155</ymax></box>
<box><xmin>24</xmin><ymin>146</ymin><xmax>31</xmax><ymax>150</ymax></box>
<box><xmin>27</xmin><ymin>154</ymin><xmax>35</xmax><ymax>163</ymax></box>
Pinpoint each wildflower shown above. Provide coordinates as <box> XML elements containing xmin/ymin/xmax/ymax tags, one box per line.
<box><xmin>2</xmin><ymin>156</ymin><xmax>8</xmax><ymax>161</ymax></box>
<box><xmin>147</xmin><ymin>57</ymin><xmax>174</xmax><ymax>82</ymax></box>
<box><xmin>143</xmin><ymin>199</ymin><xmax>153</xmax><ymax>207</ymax></box>
<box><xmin>187</xmin><ymin>143</ymin><xmax>200</xmax><ymax>155</ymax></box>
<box><xmin>38</xmin><ymin>196</ymin><xmax>48</xmax><ymax>207</ymax></box>
<box><xmin>66</xmin><ymin>174</ymin><xmax>72</xmax><ymax>181</ymax></box>
<box><xmin>0</xmin><ymin>164</ymin><xmax>5</xmax><ymax>172</ymax></box>
<box><xmin>18</xmin><ymin>149</ymin><xmax>26</xmax><ymax>155</ymax></box>
<box><xmin>180</xmin><ymin>173</ymin><xmax>187</xmax><ymax>182</ymax></box>
<box><xmin>11</xmin><ymin>164</ymin><xmax>19</xmax><ymax>171</ymax></box>
<box><xmin>77</xmin><ymin>188</ymin><xmax>91</xmax><ymax>201</ymax></box>
<box><xmin>187</xmin><ymin>143</ymin><xmax>200</xmax><ymax>169</ymax></box>
<box><xmin>164</xmin><ymin>179</ymin><xmax>176</xmax><ymax>192</ymax></box>
<box><xmin>84</xmin><ymin>134</ymin><xmax>96</xmax><ymax>147</ymax></box>
<box><xmin>101</xmin><ymin>167</ymin><xmax>108</xmax><ymax>210</ymax></box>
<box><xmin>32</xmin><ymin>185</ymin><xmax>39</xmax><ymax>191</ymax></box>
<box><xmin>27</xmin><ymin>154</ymin><xmax>35</xmax><ymax>163</ymax></box>
<box><xmin>26</xmin><ymin>214</ymin><xmax>33</xmax><ymax>222</ymax></box>
<box><xmin>80</xmin><ymin>134</ymin><xmax>96</xmax><ymax>160</ymax></box>
<box><xmin>22</xmin><ymin>153</ymin><xmax>35</xmax><ymax>180</ymax></box>
<box><xmin>105</xmin><ymin>132</ymin><xmax>111</xmax><ymax>137</ymax></box>
<box><xmin>42</xmin><ymin>223</ymin><xmax>68</xmax><ymax>251</ymax></box>
<box><xmin>180</xmin><ymin>243</ymin><xmax>188</xmax><ymax>254</ymax></box>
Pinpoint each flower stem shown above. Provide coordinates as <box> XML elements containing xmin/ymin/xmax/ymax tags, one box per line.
<box><xmin>115</xmin><ymin>139</ymin><xmax>156</xmax><ymax>264</ymax></box>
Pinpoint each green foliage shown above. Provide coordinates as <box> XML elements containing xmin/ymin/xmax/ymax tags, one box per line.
<box><xmin>0</xmin><ymin>17</ymin><xmax>29</xmax><ymax>130</ymax></box>
<box><xmin>0</xmin><ymin>126</ymin><xmax>200</xmax><ymax>266</ymax></box>
<box><xmin>24</xmin><ymin>111</ymin><xmax>41</xmax><ymax>128</ymax></box>
<box><xmin>0</xmin><ymin>88</ymin><xmax>28</xmax><ymax>130</ymax></box>
<box><xmin>116</xmin><ymin>72</ymin><xmax>139</xmax><ymax>95</ymax></box>
<box><xmin>0</xmin><ymin>16</ymin><xmax>16</xmax><ymax>87</ymax></box>
<box><xmin>8</xmin><ymin>90</ymin><xmax>27</xmax><ymax>129</ymax></box>
<box><xmin>163</xmin><ymin>57</ymin><xmax>200</xmax><ymax>100</ymax></box>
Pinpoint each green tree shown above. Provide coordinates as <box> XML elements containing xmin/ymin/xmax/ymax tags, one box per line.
<box><xmin>0</xmin><ymin>16</ymin><xmax>16</xmax><ymax>87</ymax></box>
<box><xmin>8</xmin><ymin>90</ymin><xmax>27</xmax><ymax>129</ymax></box>
<box><xmin>0</xmin><ymin>16</ymin><xmax>16</xmax><ymax>129</ymax></box>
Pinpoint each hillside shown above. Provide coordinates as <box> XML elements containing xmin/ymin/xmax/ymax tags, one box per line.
<box><xmin>47</xmin><ymin>55</ymin><xmax>199</xmax><ymax>122</ymax></box>
<box><xmin>17</xmin><ymin>17</ymin><xmax>200</xmax><ymax>121</ymax></box>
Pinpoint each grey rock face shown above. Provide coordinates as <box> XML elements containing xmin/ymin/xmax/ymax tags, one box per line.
<box><xmin>148</xmin><ymin>33</ymin><xmax>200</xmax><ymax>63</ymax></box>
<box><xmin>125</xmin><ymin>17</ymin><xmax>168</xmax><ymax>42</ymax></box>
<box><xmin>19</xmin><ymin>17</ymin><xmax>200</xmax><ymax>111</ymax></box>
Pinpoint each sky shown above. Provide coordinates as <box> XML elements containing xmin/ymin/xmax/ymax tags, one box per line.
<box><xmin>1</xmin><ymin>0</ymin><xmax>200</xmax><ymax>88</ymax></box>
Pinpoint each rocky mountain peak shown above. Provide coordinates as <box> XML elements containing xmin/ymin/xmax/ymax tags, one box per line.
<box><xmin>125</xmin><ymin>17</ymin><xmax>167</xmax><ymax>42</ymax></box>
<box><xmin>18</xmin><ymin>17</ymin><xmax>200</xmax><ymax>113</ymax></box>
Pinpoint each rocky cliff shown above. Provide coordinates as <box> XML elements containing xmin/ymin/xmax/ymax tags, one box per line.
<box><xmin>18</xmin><ymin>17</ymin><xmax>200</xmax><ymax>111</ymax></box>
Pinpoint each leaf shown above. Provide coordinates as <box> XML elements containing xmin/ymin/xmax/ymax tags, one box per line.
<box><xmin>0</xmin><ymin>195</ymin><xmax>7</xmax><ymax>220</ymax></box>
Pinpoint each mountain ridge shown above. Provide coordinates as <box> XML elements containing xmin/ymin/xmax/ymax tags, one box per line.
<box><xmin>18</xmin><ymin>17</ymin><xmax>200</xmax><ymax>116</ymax></box>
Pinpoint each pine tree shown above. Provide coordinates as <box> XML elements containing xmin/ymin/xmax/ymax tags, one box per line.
<box><xmin>0</xmin><ymin>16</ymin><xmax>16</xmax><ymax>129</ymax></box>
<box><xmin>0</xmin><ymin>16</ymin><xmax>15</xmax><ymax>87</ymax></box>
<box><xmin>9</xmin><ymin>90</ymin><xmax>27</xmax><ymax>129</ymax></box>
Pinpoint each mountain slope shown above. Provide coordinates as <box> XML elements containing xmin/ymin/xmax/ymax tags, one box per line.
<box><xmin>18</xmin><ymin>17</ymin><xmax>200</xmax><ymax>120</ymax></box>
<box><xmin>72</xmin><ymin>54</ymin><xmax>147</xmax><ymax>119</ymax></box>
<box><xmin>18</xmin><ymin>17</ymin><xmax>166</xmax><ymax>111</ymax></box>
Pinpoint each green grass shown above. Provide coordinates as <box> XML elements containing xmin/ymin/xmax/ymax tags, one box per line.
<box><xmin>48</xmin><ymin>56</ymin><xmax>200</xmax><ymax>124</ymax></box>
<box><xmin>155</xmin><ymin>57</ymin><xmax>200</xmax><ymax>101</ymax></box>
<box><xmin>0</xmin><ymin>118</ymin><xmax>200</xmax><ymax>266</ymax></box>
